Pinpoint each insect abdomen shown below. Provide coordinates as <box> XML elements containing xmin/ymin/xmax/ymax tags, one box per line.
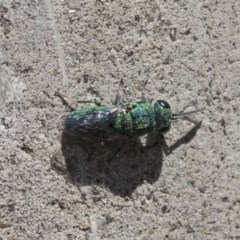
<box><xmin>63</xmin><ymin>106</ymin><xmax>120</xmax><ymax>140</ymax></box>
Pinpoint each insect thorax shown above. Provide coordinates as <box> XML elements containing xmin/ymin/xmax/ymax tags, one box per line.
<box><xmin>112</xmin><ymin>101</ymin><xmax>172</xmax><ymax>137</ymax></box>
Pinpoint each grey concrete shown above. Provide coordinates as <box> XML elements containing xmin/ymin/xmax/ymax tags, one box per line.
<box><xmin>0</xmin><ymin>0</ymin><xmax>239</xmax><ymax>239</ymax></box>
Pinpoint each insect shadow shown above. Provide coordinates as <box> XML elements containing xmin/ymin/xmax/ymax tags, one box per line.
<box><xmin>59</xmin><ymin>122</ymin><xmax>201</xmax><ymax>197</ymax></box>
<box><xmin>52</xmin><ymin>80</ymin><xmax>203</xmax><ymax>196</ymax></box>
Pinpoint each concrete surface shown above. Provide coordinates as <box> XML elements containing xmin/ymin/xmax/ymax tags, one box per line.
<box><xmin>0</xmin><ymin>0</ymin><xmax>240</xmax><ymax>239</ymax></box>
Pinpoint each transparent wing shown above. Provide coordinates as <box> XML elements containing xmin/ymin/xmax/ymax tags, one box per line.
<box><xmin>61</xmin><ymin>106</ymin><xmax>126</xmax><ymax>142</ymax></box>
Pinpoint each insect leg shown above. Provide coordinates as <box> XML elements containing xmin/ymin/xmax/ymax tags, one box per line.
<box><xmin>140</xmin><ymin>79</ymin><xmax>148</xmax><ymax>101</ymax></box>
<box><xmin>54</xmin><ymin>92</ymin><xmax>77</xmax><ymax>111</ymax></box>
<box><xmin>114</xmin><ymin>79</ymin><xmax>124</xmax><ymax>105</ymax></box>
<box><xmin>76</xmin><ymin>100</ymin><xmax>101</xmax><ymax>106</ymax></box>
<box><xmin>55</xmin><ymin>91</ymin><xmax>102</xmax><ymax>111</ymax></box>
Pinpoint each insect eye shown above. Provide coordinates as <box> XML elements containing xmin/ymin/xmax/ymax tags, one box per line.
<box><xmin>157</xmin><ymin>100</ymin><xmax>171</xmax><ymax>109</ymax></box>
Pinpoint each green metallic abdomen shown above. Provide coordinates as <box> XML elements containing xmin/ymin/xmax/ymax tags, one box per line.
<box><xmin>112</xmin><ymin>102</ymin><xmax>157</xmax><ymax>137</ymax></box>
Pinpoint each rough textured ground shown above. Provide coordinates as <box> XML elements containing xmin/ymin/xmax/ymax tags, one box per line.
<box><xmin>0</xmin><ymin>0</ymin><xmax>240</xmax><ymax>239</ymax></box>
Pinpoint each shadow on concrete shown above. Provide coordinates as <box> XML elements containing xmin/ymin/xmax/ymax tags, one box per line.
<box><xmin>57</xmin><ymin>122</ymin><xmax>201</xmax><ymax>197</ymax></box>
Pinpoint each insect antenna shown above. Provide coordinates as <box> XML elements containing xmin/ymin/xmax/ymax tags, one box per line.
<box><xmin>172</xmin><ymin>108</ymin><xmax>205</xmax><ymax>125</ymax></box>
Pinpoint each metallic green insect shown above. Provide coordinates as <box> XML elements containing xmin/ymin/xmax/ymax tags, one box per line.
<box><xmin>61</xmin><ymin>80</ymin><xmax>203</xmax><ymax>142</ymax></box>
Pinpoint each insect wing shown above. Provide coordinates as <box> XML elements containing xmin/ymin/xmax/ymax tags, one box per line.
<box><xmin>62</xmin><ymin>106</ymin><xmax>124</xmax><ymax>142</ymax></box>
